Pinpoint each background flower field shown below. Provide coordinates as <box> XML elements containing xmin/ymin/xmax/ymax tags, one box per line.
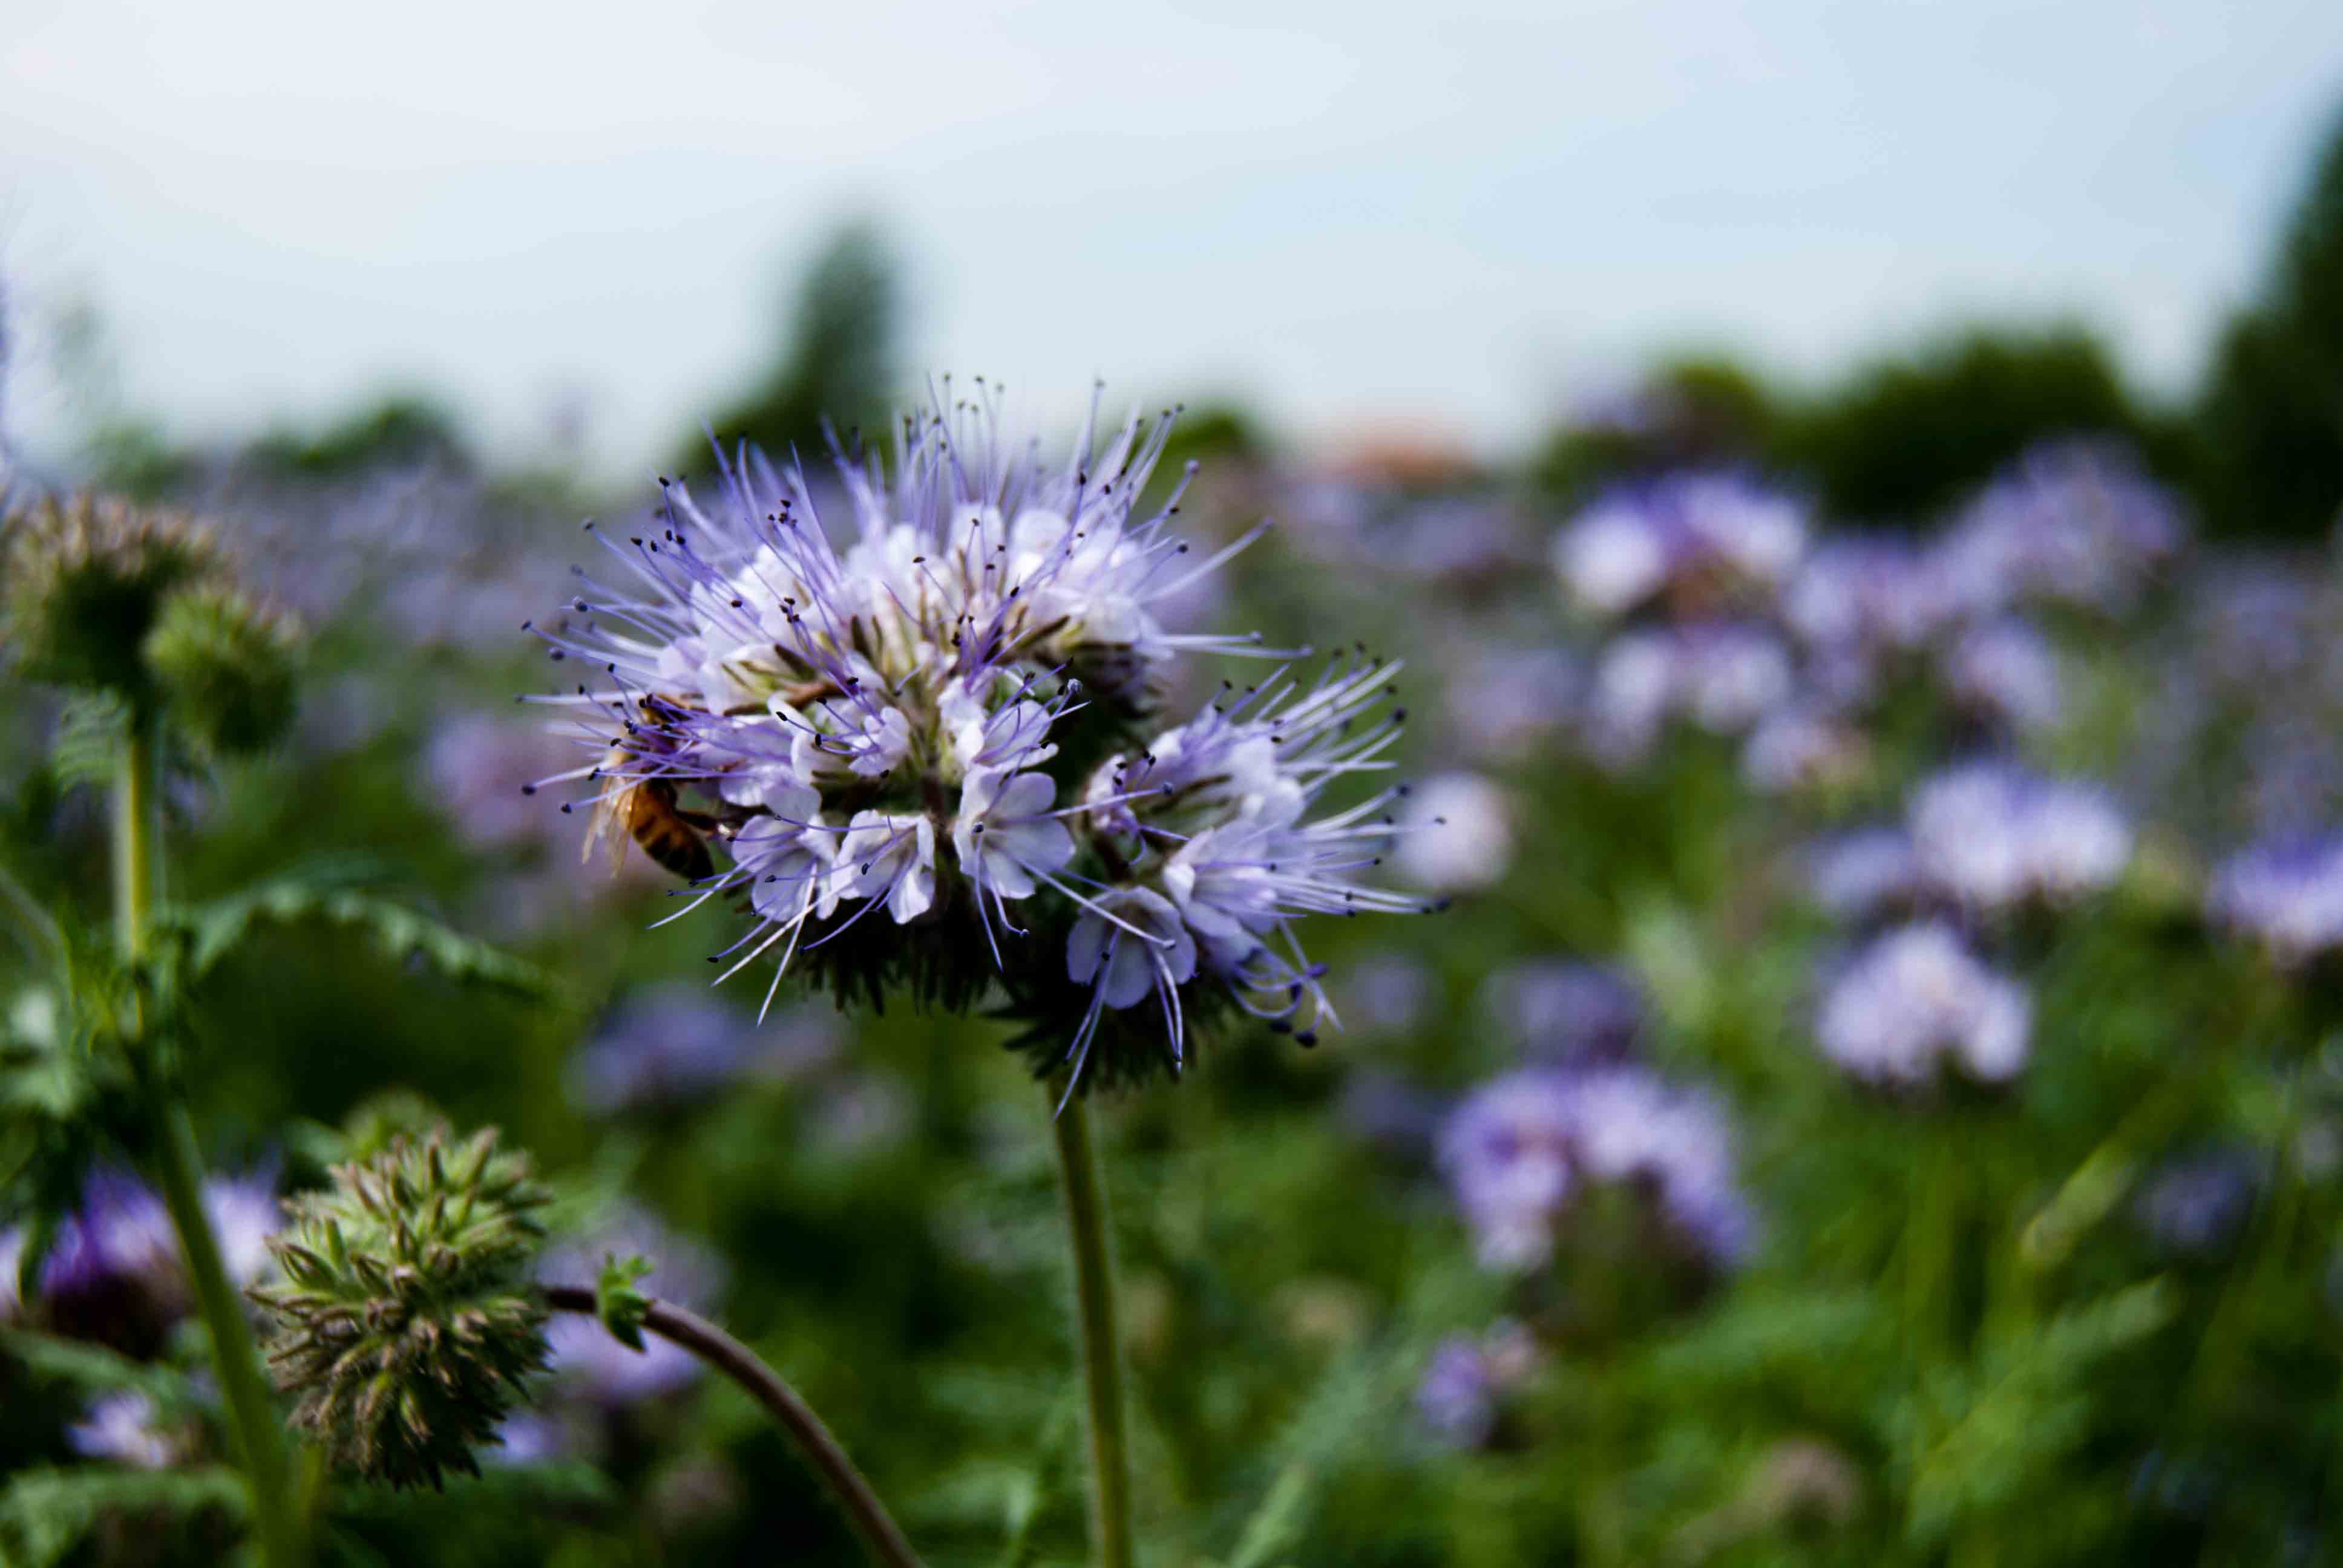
<box><xmin>5</xmin><ymin>61</ymin><xmax>2343</xmax><ymax>1568</ymax></box>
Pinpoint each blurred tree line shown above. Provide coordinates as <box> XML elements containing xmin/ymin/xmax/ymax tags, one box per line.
<box><xmin>35</xmin><ymin>104</ymin><xmax>2343</xmax><ymax>541</ymax></box>
<box><xmin>1535</xmin><ymin>106</ymin><xmax>2343</xmax><ymax>540</ymax></box>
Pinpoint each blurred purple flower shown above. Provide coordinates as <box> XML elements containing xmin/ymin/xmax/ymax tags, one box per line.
<box><xmin>2134</xmin><ymin>1151</ymin><xmax>2259</xmax><ymax>1256</ymax></box>
<box><xmin>566</xmin><ymin>984</ymin><xmax>842</xmax><ymax>1115</ymax></box>
<box><xmin>1437</xmin><ymin>1066</ymin><xmax>1753</xmax><ymax>1272</ymax></box>
<box><xmin>1908</xmin><ymin>762</ymin><xmax>2131</xmax><ymax>909</ymax></box>
<box><xmin>1814</xmin><ymin>922</ymin><xmax>2030</xmax><ymax>1088</ymax></box>
<box><xmin>1444</xmin><ymin>646</ymin><xmax>1577</xmax><ymax>763</ymax></box>
<box><xmin>1553</xmin><ymin>473</ymin><xmax>1806</xmax><ymax>621</ymax></box>
<box><xmin>68</xmin><ymin>1391</ymin><xmax>177</xmax><ymax>1469</ymax></box>
<box><xmin>2206</xmin><ymin>834</ymin><xmax>2343</xmax><ymax>964</ymax></box>
<box><xmin>1783</xmin><ymin>537</ymin><xmax>1958</xmax><ymax>658</ymax></box>
<box><xmin>1476</xmin><ymin>960</ymin><xmax>1645</xmax><ymax>1065</ymax></box>
<box><xmin>1935</xmin><ymin>442</ymin><xmax>2186</xmax><ymax>618</ymax></box>
<box><xmin>1395</xmin><ymin>772</ymin><xmax>1515</xmax><ymax>893</ymax></box>
<box><xmin>1804</xmin><ymin>828</ymin><xmax>1923</xmax><ymax>921</ymax></box>
<box><xmin>1944</xmin><ymin>619</ymin><xmax>2063</xmax><ymax>733</ymax></box>
<box><xmin>1742</xmin><ymin>702</ymin><xmax>1868</xmax><ymax>795</ymax></box>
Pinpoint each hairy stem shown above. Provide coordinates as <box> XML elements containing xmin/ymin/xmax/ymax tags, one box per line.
<box><xmin>152</xmin><ymin>1105</ymin><xmax>307</xmax><ymax>1568</ymax></box>
<box><xmin>1049</xmin><ymin>1090</ymin><xmax>1136</xmax><ymax>1568</ymax></box>
<box><xmin>544</xmin><ymin>1287</ymin><xmax>920</xmax><ymax>1568</ymax></box>
<box><xmin>116</xmin><ymin>717</ymin><xmax>306</xmax><ymax>1567</ymax></box>
<box><xmin>111</xmin><ymin>711</ymin><xmax>163</xmax><ymax>960</ymax></box>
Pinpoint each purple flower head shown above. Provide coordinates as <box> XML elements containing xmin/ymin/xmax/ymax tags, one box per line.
<box><xmin>1814</xmin><ymin>922</ymin><xmax>2031</xmax><ymax>1088</ymax></box>
<box><xmin>1443</xmin><ymin>645</ymin><xmax>1577</xmax><ymax>763</ymax></box>
<box><xmin>1437</xmin><ymin>1066</ymin><xmax>1754</xmax><ymax>1273</ymax></box>
<box><xmin>2206</xmin><ymin>834</ymin><xmax>2343</xmax><ymax>964</ymax></box>
<box><xmin>566</xmin><ymin>983</ymin><xmax>836</xmax><ymax>1114</ymax></box>
<box><xmin>1908</xmin><ymin>762</ymin><xmax>2131</xmax><ymax>910</ymax></box>
<box><xmin>1935</xmin><ymin>442</ymin><xmax>2187</xmax><ymax>618</ymax></box>
<box><xmin>1943</xmin><ymin>619</ymin><xmax>2063</xmax><ymax>733</ymax></box>
<box><xmin>1804</xmin><ymin>828</ymin><xmax>1924</xmax><ymax>922</ymax></box>
<box><xmin>538</xmin><ymin>1203</ymin><xmax>726</xmax><ymax>1407</ymax></box>
<box><xmin>1674</xmin><ymin>624</ymin><xmax>1794</xmax><ymax>734</ymax></box>
<box><xmin>2133</xmin><ymin>1150</ymin><xmax>2260</xmax><ymax>1257</ymax></box>
<box><xmin>1783</xmin><ymin>537</ymin><xmax>1959</xmax><ymax>658</ymax></box>
<box><xmin>1742</xmin><ymin>702</ymin><xmax>1868</xmax><ymax>795</ymax></box>
<box><xmin>1553</xmin><ymin>472</ymin><xmax>1807</xmax><ymax>621</ymax></box>
<box><xmin>2</xmin><ymin>1167</ymin><xmax>278</xmax><ymax>1338</ymax></box>
<box><xmin>528</xmin><ymin>391</ymin><xmax>1434</xmax><ymax>1098</ymax></box>
<box><xmin>1394</xmin><ymin>772</ymin><xmax>1514</xmax><ymax>893</ymax></box>
<box><xmin>1413</xmin><ymin>1321</ymin><xmax>1541</xmax><ymax>1450</ymax></box>
<box><xmin>1414</xmin><ymin>1335</ymin><xmax>1500</xmax><ymax>1448</ymax></box>
<box><xmin>68</xmin><ymin>1391</ymin><xmax>179</xmax><ymax>1469</ymax></box>
<box><xmin>1476</xmin><ymin>960</ymin><xmax>1646</xmax><ymax>1067</ymax></box>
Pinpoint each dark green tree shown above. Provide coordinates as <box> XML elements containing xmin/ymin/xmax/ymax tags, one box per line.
<box><xmin>1529</xmin><ymin>355</ymin><xmax>1781</xmax><ymax>501</ymax></box>
<box><xmin>681</xmin><ymin>218</ymin><xmax>902</xmax><ymax>475</ymax></box>
<box><xmin>2195</xmin><ymin>107</ymin><xmax>2343</xmax><ymax>540</ymax></box>
<box><xmin>1775</xmin><ymin>324</ymin><xmax>2169</xmax><ymax>524</ymax></box>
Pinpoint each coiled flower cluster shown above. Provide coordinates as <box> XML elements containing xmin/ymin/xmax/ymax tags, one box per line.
<box><xmin>531</xmin><ymin>393</ymin><xmax>1434</xmax><ymax>1096</ymax></box>
<box><xmin>251</xmin><ymin>1128</ymin><xmax>551</xmax><ymax>1490</ymax></box>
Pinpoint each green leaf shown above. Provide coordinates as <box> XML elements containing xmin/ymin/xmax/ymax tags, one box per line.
<box><xmin>0</xmin><ymin>1465</ymin><xmax>246</xmax><ymax>1568</ymax></box>
<box><xmin>159</xmin><ymin>874</ymin><xmax>556</xmax><ymax>1000</ymax></box>
<box><xmin>0</xmin><ymin>1327</ymin><xmax>196</xmax><ymax>1407</ymax></box>
<box><xmin>595</xmin><ymin>1253</ymin><xmax>655</xmax><ymax>1352</ymax></box>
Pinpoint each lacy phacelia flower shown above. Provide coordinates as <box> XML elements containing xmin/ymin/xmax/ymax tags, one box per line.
<box><xmin>1942</xmin><ymin>619</ymin><xmax>2063</xmax><ymax>734</ymax></box>
<box><xmin>1814</xmin><ymin>923</ymin><xmax>2031</xmax><ymax>1088</ymax></box>
<box><xmin>1907</xmin><ymin>762</ymin><xmax>2131</xmax><ymax>909</ymax></box>
<box><xmin>1414</xmin><ymin>1322</ymin><xmax>1541</xmax><ymax>1449</ymax></box>
<box><xmin>1935</xmin><ymin>442</ymin><xmax>2186</xmax><ymax>618</ymax></box>
<box><xmin>531</xmin><ymin>394</ymin><xmax>1435</xmax><ymax>1097</ymax></box>
<box><xmin>1394</xmin><ymin>772</ymin><xmax>1514</xmax><ymax>893</ymax></box>
<box><xmin>68</xmin><ymin>1391</ymin><xmax>181</xmax><ymax>1469</ymax></box>
<box><xmin>0</xmin><ymin>1167</ymin><xmax>280</xmax><ymax>1345</ymax></box>
<box><xmin>1437</xmin><ymin>1067</ymin><xmax>1754</xmax><ymax>1273</ymax></box>
<box><xmin>1552</xmin><ymin>474</ymin><xmax>1807</xmax><ymax>621</ymax></box>
<box><xmin>2205</xmin><ymin>835</ymin><xmax>2343</xmax><ymax>964</ymax></box>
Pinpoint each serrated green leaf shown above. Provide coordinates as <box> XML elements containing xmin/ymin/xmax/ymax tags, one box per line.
<box><xmin>160</xmin><ymin>878</ymin><xmax>555</xmax><ymax>1001</ymax></box>
<box><xmin>0</xmin><ymin>1327</ymin><xmax>198</xmax><ymax>1407</ymax></box>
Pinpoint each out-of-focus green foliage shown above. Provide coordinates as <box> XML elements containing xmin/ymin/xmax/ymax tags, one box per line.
<box><xmin>681</xmin><ymin>219</ymin><xmax>902</xmax><ymax>475</ymax></box>
<box><xmin>1775</xmin><ymin>324</ymin><xmax>2178</xmax><ymax>524</ymax></box>
<box><xmin>2196</xmin><ymin>108</ymin><xmax>2343</xmax><ymax>541</ymax></box>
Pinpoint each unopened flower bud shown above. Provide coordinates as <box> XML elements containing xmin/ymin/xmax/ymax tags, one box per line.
<box><xmin>251</xmin><ymin>1126</ymin><xmax>552</xmax><ymax>1490</ymax></box>
<box><xmin>2</xmin><ymin>492</ymin><xmax>220</xmax><ymax>697</ymax></box>
<box><xmin>142</xmin><ymin>581</ymin><xmax>302</xmax><ymax>755</ymax></box>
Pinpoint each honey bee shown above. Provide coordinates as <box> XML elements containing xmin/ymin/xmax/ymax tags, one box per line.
<box><xmin>584</xmin><ymin>727</ymin><xmax>718</xmax><ymax>884</ymax></box>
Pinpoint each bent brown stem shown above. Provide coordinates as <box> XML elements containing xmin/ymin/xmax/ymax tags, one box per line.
<box><xmin>542</xmin><ymin>1286</ymin><xmax>919</xmax><ymax>1568</ymax></box>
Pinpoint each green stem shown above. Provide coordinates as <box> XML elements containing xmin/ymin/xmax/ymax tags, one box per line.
<box><xmin>115</xmin><ymin>713</ymin><xmax>304</xmax><ymax>1567</ymax></box>
<box><xmin>112</xmin><ymin>710</ymin><xmax>165</xmax><ymax>960</ymax></box>
<box><xmin>1049</xmin><ymin>1091</ymin><xmax>1136</xmax><ymax>1568</ymax></box>
<box><xmin>543</xmin><ymin>1287</ymin><xmax>920</xmax><ymax>1567</ymax></box>
<box><xmin>152</xmin><ymin>1105</ymin><xmax>306</xmax><ymax>1567</ymax></box>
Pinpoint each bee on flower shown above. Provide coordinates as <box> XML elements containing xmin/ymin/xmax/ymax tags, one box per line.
<box><xmin>527</xmin><ymin>389</ymin><xmax>1440</xmax><ymax>1099</ymax></box>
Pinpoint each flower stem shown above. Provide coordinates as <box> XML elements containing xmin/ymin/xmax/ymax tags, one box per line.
<box><xmin>114</xmin><ymin>714</ymin><xmax>306</xmax><ymax>1568</ymax></box>
<box><xmin>111</xmin><ymin>709</ymin><xmax>164</xmax><ymax>959</ymax></box>
<box><xmin>152</xmin><ymin>1103</ymin><xmax>307</xmax><ymax>1568</ymax></box>
<box><xmin>1048</xmin><ymin>1089</ymin><xmax>1136</xmax><ymax>1568</ymax></box>
<box><xmin>542</xmin><ymin>1287</ymin><xmax>920</xmax><ymax>1568</ymax></box>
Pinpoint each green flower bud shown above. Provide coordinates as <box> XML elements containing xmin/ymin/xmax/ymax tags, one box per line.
<box><xmin>141</xmin><ymin>581</ymin><xmax>302</xmax><ymax>756</ymax></box>
<box><xmin>2</xmin><ymin>492</ymin><xmax>221</xmax><ymax>699</ymax></box>
<box><xmin>251</xmin><ymin>1126</ymin><xmax>552</xmax><ymax>1490</ymax></box>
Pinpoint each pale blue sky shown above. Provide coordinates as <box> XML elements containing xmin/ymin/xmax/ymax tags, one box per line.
<box><xmin>4</xmin><ymin>0</ymin><xmax>2339</xmax><ymax>475</ymax></box>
